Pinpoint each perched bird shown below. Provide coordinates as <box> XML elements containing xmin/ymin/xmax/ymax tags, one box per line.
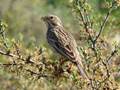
<box><xmin>41</xmin><ymin>15</ymin><xmax>89</xmax><ymax>80</ymax></box>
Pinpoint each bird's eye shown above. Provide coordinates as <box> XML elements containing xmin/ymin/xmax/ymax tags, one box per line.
<box><xmin>50</xmin><ymin>16</ymin><xmax>53</xmax><ymax>19</ymax></box>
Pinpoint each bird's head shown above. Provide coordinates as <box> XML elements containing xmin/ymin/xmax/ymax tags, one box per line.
<box><xmin>41</xmin><ymin>15</ymin><xmax>63</xmax><ymax>28</ymax></box>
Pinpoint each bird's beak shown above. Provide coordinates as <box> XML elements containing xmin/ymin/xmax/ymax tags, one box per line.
<box><xmin>41</xmin><ymin>16</ymin><xmax>48</xmax><ymax>22</ymax></box>
<box><xmin>41</xmin><ymin>16</ymin><xmax>45</xmax><ymax>21</ymax></box>
<box><xmin>41</xmin><ymin>16</ymin><xmax>49</xmax><ymax>26</ymax></box>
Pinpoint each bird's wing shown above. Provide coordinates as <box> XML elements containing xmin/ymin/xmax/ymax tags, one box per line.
<box><xmin>47</xmin><ymin>27</ymin><xmax>78</xmax><ymax>61</ymax></box>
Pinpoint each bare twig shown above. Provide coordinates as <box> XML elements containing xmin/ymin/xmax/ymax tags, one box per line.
<box><xmin>107</xmin><ymin>49</ymin><xmax>118</xmax><ymax>63</ymax></box>
<box><xmin>0</xmin><ymin>49</ymin><xmax>25</xmax><ymax>61</ymax></box>
<box><xmin>0</xmin><ymin>63</ymin><xmax>18</xmax><ymax>66</ymax></box>
<box><xmin>94</xmin><ymin>0</ymin><xmax>118</xmax><ymax>44</ymax></box>
<box><xmin>25</xmin><ymin>69</ymin><xmax>52</xmax><ymax>78</ymax></box>
<box><xmin>94</xmin><ymin>8</ymin><xmax>113</xmax><ymax>43</ymax></box>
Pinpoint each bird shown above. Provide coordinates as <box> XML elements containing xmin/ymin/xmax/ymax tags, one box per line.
<box><xmin>41</xmin><ymin>15</ymin><xmax>89</xmax><ymax>80</ymax></box>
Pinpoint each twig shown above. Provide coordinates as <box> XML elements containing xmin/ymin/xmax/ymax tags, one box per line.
<box><xmin>0</xmin><ymin>63</ymin><xmax>19</xmax><ymax>66</ymax></box>
<box><xmin>77</xmin><ymin>3</ymin><xmax>94</xmax><ymax>43</ymax></box>
<box><xmin>0</xmin><ymin>63</ymin><xmax>52</xmax><ymax>78</ymax></box>
<box><xmin>94</xmin><ymin>7</ymin><xmax>113</xmax><ymax>43</ymax></box>
<box><xmin>0</xmin><ymin>22</ymin><xmax>8</xmax><ymax>49</ymax></box>
<box><xmin>75</xmin><ymin>0</ymin><xmax>98</xmax><ymax>56</ymax></box>
<box><xmin>107</xmin><ymin>49</ymin><xmax>118</xmax><ymax>63</ymax></box>
<box><xmin>0</xmin><ymin>49</ymin><xmax>25</xmax><ymax>61</ymax></box>
<box><xmin>25</xmin><ymin>69</ymin><xmax>52</xmax><ymax>78</ymax></box>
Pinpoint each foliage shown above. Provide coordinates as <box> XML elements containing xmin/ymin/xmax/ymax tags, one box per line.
<box><xmin>0</xmin><ymin>0</ymin><xmax>120</xmax><ymax>90</ymax></box>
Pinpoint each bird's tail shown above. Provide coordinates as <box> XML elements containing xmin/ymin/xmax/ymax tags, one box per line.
<box><xmin>76</xmin><ymin>59</ymin><xmax>89</xmax><ymax>81</ymax></box>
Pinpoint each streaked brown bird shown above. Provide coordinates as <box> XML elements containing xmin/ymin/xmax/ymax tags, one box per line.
<box><xmin>41</xmin><ymin>15</ymin><xmax>89</xmax><ymax>80</ymax></box>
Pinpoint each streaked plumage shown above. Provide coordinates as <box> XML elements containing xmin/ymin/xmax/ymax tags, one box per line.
<box><xmin>41</xmin><ymin>15</ymin><xmax>89</xmax><ymax>80</ymax></box>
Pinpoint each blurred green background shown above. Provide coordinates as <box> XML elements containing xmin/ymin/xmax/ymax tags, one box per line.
<box><xmin>0</xmin><ymin>0</ymin><xmax>120</xmax><ymax>48</ymax></box>
<box><xmin>0</xmin><ymin>0</ymin><xmax>77</xmax><ymax>48</ymax></box>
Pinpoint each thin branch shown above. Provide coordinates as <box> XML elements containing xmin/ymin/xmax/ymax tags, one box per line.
<box><xmin>94</xmin><ymin>7</ymin><xmax>113</xmax><ymax>43</ymax></box>
<box><xmin>0</xmin><ymin>22</ymin><xmax>8</xmax><ymax>49</ymax></box>
<box><xmin>25</xmin><ymin>69</ymin><xmax>52</xmax><ymax>78</ymax></box>
<box><xmin>77</xmin><ymin>5</ymin><xmax>94</xmax><ymax>44</ymax></box>
<box><xmin>0</xmin><ymin>63</ymin><xmax>19</xmax><ymax>66</ymax></box>
<box><xmin>0</xmin><ymin>63</ymin><xmax>52</xmax><ymax>78</ymax></box>
<box><xmin>0</xmin><ymin>49</ymin><xmax>25</xmax><ymax>61</ymax></box>
<box><xmin>107</xmin><ymin>49</ymin><xmax>118</xmax><ymax>64</ymax></box>
<box><xmin>75</xmin><ymin>1</ymin><xmax>98</xmax><ymax>56</ymax></box>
